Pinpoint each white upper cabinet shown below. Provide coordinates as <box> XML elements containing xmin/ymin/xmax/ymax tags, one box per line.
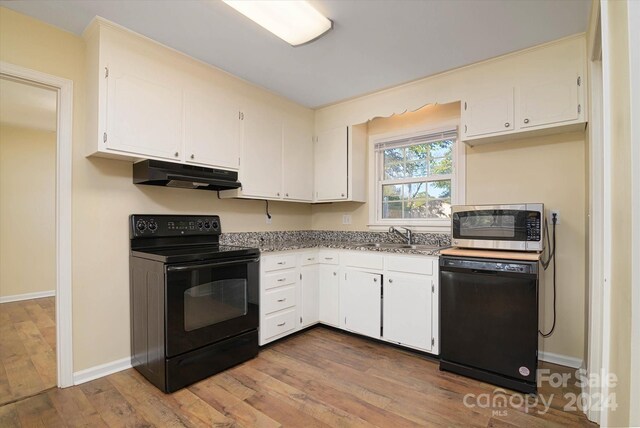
<box><xmin>237</xmin><ymin>102</ymin><xmax>284</xmax><ymax>199</ymax></box>
<box><xmin>518</xmin><ymin>71</ymin><xmax>579</xmax><ymax>129</ymax></box>
<box><xmin>315</xmin><ymin>126</ymin><xmax>348</xmax><ymax>201</ymax></box>
<box><xmin>461</xmin><ymin>87</ymin><xmax>514</xmax><ymax>138</ymax></box>
<box><xmin>313</xmin><ymin>124</ymin><xmax>366</xmax><ymax>203</ymax></box>
<box><xmin>184</xmin><ymin>91</ymin><xmax>240</xmax><ymax>170</ymax></box>
<box><xmin>282</xmin><ymin>119</ymin><xmax>314</xmax><ymax>201</ymax></box>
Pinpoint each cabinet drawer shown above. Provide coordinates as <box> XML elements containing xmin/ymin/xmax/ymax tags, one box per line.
<box><xmin>386</xmin><ymin>256</ymin><xmax>433</xmax><ymax>276</ymax></box>
<box><xmin>301</xmin><ymin>252</ymin><xmax>319</xmax><ymax>266</ymax></box>
<box><xmin>343</xmin><ymin>251</ymin><xmax>384</xmax><ymax>270</ymax></box>
<box><xmin>262</xmin><ymin>309</ymin><xmax>296</xmax><ymax>339</ymax></box>
<box><xmin>263</xmin><ymin>254</ymin><xmax>298</xmax><ymax>272</ymax></box>
<box><xmin>318</xmin><ymin>250</ymin><xmax>340</xmax><ymax>265</ymax></box>
<box><xmin>264</xmin><ymin>270</ymin><xmax>297</xmax><ymax>290</ymax></box>
<box><xmin>263</xmin><ymin>286</ymin><xmax>296</xmax><ymax>314</ymax></box>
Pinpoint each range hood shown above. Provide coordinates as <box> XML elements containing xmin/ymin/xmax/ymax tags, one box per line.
<box><xmin>133</xmin><ymin>160</ymin><xmax>241</xmax><ymax>191</ymax></box>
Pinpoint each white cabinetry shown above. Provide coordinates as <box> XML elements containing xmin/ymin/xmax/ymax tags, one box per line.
<box><xmin>462</xmin><ymin>87</ymin><xmax>514</xmax><ymax>138</ymax></box>
<box><xmin>518</xmin><ymin>71</ymin><xmax>580</xmax><ymax>129</ymax></box>
<box><xmin>300</xmin><ymin>259</ymin><xmax>320</xmax><ymax>328</ymax></box>
<box><xmin>314</xmin><ymin>124</ymin><xmax>366</xmax><ymax>202</ymax></box>
<box><xmin>260</xmin><ymin>253</ymin><xmax>298</xmax><ymax>345</ymax></box>
<box><xmin>341</xmin><ymin>270</ymin><xmax>382</xmax><ymax>339</ymax></box>
<box><xmin>318</xmin><ymin>252</ymin><xmax>341</xmax><ymax>327</ymax></box>
<box><xmin>237</xmin><ymin>103</ymin><xmax>284</xmax><ymax>199</ymax></box>
<box><xmin>184</xmin><ymin>91</ymin><xmax>240</xmax><ymax>170</ymax></box>
<box><xmin>283</xmin><ymin>119</ymin><xmax>314</xmax><ymax>201</ymax></box>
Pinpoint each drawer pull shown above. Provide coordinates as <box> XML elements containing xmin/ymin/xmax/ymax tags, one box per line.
<box><xmin>277</xmin><ymin>261</ymin><xmax>286</xmax><ymax>265</ymax></box>
<box><xmin>324</xmin><ymin>257</ymin><xmax>334</xmax><ymax>260</ymax></box>
<box><xmin>307</xmin><ymin>257</ymin><xmax>315</xmax><ymax>261</ymax></box>
<box><xmin>277</xmin><ymin>298</ymin><xmax>287</xmax><ymax>302</ymax></box>
<box><xmin>277</xmin><ymin>322</ymin><xmax>286</xmax><ymax>327</ymax></box>
<box><xmin>277</xmin><ymin>278</ymin><xmax>287</xmax><ymax>282</ymax></box>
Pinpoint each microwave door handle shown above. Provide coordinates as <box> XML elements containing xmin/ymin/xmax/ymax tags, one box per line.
<box><xmin>166</xmin><ymin>257</ymin><xmax>260</xmax><ymax>272</ymax></box>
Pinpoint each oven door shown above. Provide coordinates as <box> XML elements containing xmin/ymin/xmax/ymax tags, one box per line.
<box><xmin>452</xmin><ymin>204</ymin><xmax>542</xmax><ymax>251</ymax></box>
<box><xmin>164</xmin><ymin>255</ymin><xmax>259</xmax><ymax>358</ymax></box>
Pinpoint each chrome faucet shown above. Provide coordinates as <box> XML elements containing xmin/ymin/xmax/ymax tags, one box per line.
<box><xmin>389</xmin><ymin>226</ymin><xmax>413</xmax><ymax>245</ymax></box>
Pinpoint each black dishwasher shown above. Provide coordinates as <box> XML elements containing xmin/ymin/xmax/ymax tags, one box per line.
<box><xmin>439</xmin><ymin>256</ymin><xmax>539</xmax><ymax>394</ymax></box>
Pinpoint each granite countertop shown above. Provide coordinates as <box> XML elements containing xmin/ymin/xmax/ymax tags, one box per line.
<box><xmin>221</xmin><ymin>230</ymin><xmax>451</xmax><ymax>257</ymax></box>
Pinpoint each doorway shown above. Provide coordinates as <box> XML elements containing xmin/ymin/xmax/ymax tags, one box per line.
<box><xmin>0</xmin><ymin>76</ymin><xmax>58</xmax><ymax>404</ymax></box>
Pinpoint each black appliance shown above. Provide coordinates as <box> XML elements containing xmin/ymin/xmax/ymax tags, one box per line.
<box><xmin>129</xmin><ymin>214</ymin><xmax>259</xmax><ymax>393</ymax></box>
<box><xmin>133</xmin><ymin>159</ymin><xmax>242</xmax><ymax>191</ymax></box>
<box><xmin>439</xmin><ymin>256</ymin><xmax>539</xmax><ymax>394</ymax></box>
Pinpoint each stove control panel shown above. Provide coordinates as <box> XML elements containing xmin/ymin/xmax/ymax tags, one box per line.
<box><xmin>130</xmin><ymin>215</ymin><xmax>221</xmax><ymax>238</ymax></box>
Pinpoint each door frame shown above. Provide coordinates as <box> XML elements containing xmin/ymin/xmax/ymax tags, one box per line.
<box><xmin>0</xmin><ymin>61</ymin><xmax>74</xmax><ymax>387</ymax></box>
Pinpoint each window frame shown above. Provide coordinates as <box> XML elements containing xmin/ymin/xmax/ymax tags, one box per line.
<box><xmin>367</xmin><ymin>121</ymin><xmax>465</xmax><ymax>233</ymax></box>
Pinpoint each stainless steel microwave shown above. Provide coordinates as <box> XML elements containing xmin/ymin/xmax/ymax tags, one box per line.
<box><xmin>451</xmin><ymin>204</ymin><xmax>544</xmax><ymax>252</ymax></box>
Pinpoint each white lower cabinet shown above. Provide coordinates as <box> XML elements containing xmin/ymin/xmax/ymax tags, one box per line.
<box><xmin>259</xmin><ymin>249</ymin><xmax>439</xmax><ymax>355</ymax></box>
<box><xmin>383</xmin><ymin>273</ymin><xmax>434</xmax><ymax>352</ymax></box>
<box><xmin>318</xmin><ymin>264</ymin><xmax>340</xmax><ymax>327</ymax></box>
<box><xmin>341</xmin><ymin>270</ymin><xmax>382</xmax><ymax>339</ymax></box>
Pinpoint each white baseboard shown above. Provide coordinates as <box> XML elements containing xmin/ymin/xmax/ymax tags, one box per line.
<box><xmin>0</xmin><ymin>290</ymin><xmax>55</xmax><ymax>304</ymax></box>
<box><xmin>539</xmin><ymin>351</ymin><xmax>583</xmax><ymax>368</ymax></box>
<box><xmin>73</xmin><ymin>357</ymin><xmax>132</xmax><ymax>385</ymax></box>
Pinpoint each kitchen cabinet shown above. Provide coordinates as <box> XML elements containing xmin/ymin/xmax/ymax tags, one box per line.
<box><xmin>184</xmin><ymin>90</ymin><xmax>240</xmax><ymax>170</ymax></box>
<box><xmin>260</xmin><ymin>253</ymin><xmax>299</xmax><ymax>345</ymax></box>
<box><xmin>283</xmin><ymin>119</ymin><xmax>314</xmax><ymax>201</ymax></box>
<box><xmin>340</xmin><ymin>269</ymin><xmax>382</xmax><ymax>339</ymax></box>
<box><xmin>383</xmin><ymin>273</ymin><xmax>434</xmax><ymax>351</ymax></box>
<box><xmin>318</xmin><ymin>265</ymin><xmax>340</xmax><ymax>327</ymax></box>
<box><xmin>461</xmin><ymin>87</ymin><xmax>515</xmax><ymax>138</ymax></box>
<box><xmin>313</xmin><ymin>124</ymin><xmax>366</xmax><ymax>203</ymax></box>
<box><xmin>518</xmin><ymin>70</ymin><xmax>580</xmax><ymax>129</ymax></box>
<box><xmin>300</xmin><ymin>264</ymin><xmax>320</xmax><ymax>328</ymax></box>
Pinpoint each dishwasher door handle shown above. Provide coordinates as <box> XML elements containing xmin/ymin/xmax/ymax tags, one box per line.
<box><xmin>471</xmin><ymin>269</ymin><xmax>498</xmax><ymax>275</ymax></box>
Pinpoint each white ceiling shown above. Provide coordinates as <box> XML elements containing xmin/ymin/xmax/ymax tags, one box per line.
<box><xmin>0</xmin><ymin>0</ymin><xmax>591</xmax><ymax>108</ymax></box>
<box><xmin>0</xmin><ymin>78</ymin><xmax>57</xmax><ymax>132</ymax></box>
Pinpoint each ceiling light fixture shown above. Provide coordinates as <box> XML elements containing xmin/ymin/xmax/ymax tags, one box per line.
<box><xmin>223</xmin><ymin>0</ymin><xmax>333</xmax><ymax>47</ymax></box>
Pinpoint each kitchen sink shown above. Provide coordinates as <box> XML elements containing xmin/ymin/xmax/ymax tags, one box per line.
<box><xmin>358</xmin><ymin>242</ymin><xmax>440</xmax><ymax>251</ymax></box>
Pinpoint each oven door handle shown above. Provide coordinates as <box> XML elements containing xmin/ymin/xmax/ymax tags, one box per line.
<box><xmin>166</xmin><ymin>257</ymin><xmax>260</xmax><ymax>272</ymax></box>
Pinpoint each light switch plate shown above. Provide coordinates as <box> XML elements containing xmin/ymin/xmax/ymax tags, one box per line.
<box><xmin>342</xmin><ymin>214</ymin><xmax>352</xmax><ymax>225</ymax></box>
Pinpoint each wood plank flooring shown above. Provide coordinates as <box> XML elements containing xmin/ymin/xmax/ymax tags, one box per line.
<box><xmin>0</xmin><ymin>297</ymin><xmax>56</xmax><ymax>406</ymax></box>
<box><xmin>0</xmin><ymin>327</ymin><xmax>596</xmax><ymax>427</ymax></box>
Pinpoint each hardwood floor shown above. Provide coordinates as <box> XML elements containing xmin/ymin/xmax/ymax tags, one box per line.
<box><xmin>0</xmin><ymin>297</ymin><xmax>56</xmax><ymax>406</ymax></box>
<box><xmin>0</xmin><ymin>327</ymin><xmax>596</xmax><ymax>427</ymax></box>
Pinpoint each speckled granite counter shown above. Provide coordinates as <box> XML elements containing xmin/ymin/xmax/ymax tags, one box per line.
<box><xmin>220</xmin><ymin>230</ymin><xmax>451</xmax><ymax>256</ymax></box>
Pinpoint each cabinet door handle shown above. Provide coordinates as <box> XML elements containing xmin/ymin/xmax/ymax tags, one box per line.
<box><xmin>190</xmin><ymin>154</ymin><xmax>195</xmax><ymax>159</ymax></box>
<box><xmin>341</xmin><ymin>193</ymin><xmax>345</xmax><ymax>197</ymax></box>
<box><xmin>504</xmin><ymin>122</ymin><xmax>510</xmax><ymax>128</ymax></box>
<box><xmin>174</xmin><ymin>152</ymin><xmax>179</xmax><ymax>157</ymax></box>
<box><xmin>373</xmin><ymin>278</ymin><xmax>378</xmax><ymax>283</ymax></box>
<box><xmin>277</xmin><ymin>192</ymin><xmax>281</xmax><ymax>197</ymax></box>
<box><xmin>277</xmin><ymin>298</ymin><xmax>287</xmax><ymax>302</ymax></box>
<box><xmin>333</xmin><ymin>272</ymin><xmax>337</xmax><ymax>276</ymax></box>
<box><xmin>285</xmin><ymin>193</ymin><xmax>289</xmax><ymax>197</ymax></box>
<box><xmin>389</xmin><ymin>279</ymin><xmax>393</xmax><ymax>283</ymax></box>
<box><xmin>524</xmin><ymin>119</ymin><xmax>530</xmax><ymax>124</ymax></box>
<box><xmin>277</xmin><ymin>278</ymin><xmax>286</xmax><ymax>282</ymax></box>
<box><xmin>307</xmin><ymin>257</ymin><xmax>315</xmax><ymax>261</ymax></box>
<box><xmin>277</xmin><ymin>262</ymin><xmax>286</xmax><ymax>265</ymax></box>
<box><xmin>277</xmin><ymin>322</ymin><xmax>286</xmax><ymax>327</ymax></box>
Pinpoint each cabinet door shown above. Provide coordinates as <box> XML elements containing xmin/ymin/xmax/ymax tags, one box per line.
<box><xmin>519</xmin><ymin>71</ymin><xmax>579</xmax><ymax>129</ymax></box>
<box><xmin>301</xmin><ymin>265</ymin><xmax>320</xmax><ymax>327</ymax></box>
<box><xmin>318</xmin><ymin>265</ymin><xmax>340</xmax><ymax>326</ymax></box>
<box><xmin>314</xmin><ymin>127</ymin><xmax>348</xmax><ymax>201</ymax></box>
<box><xmin>105</xmin><ymin>60</ymin><xmax>182</xmax><ymax>160</ymax></box>
<box><xmin>462</xmin><ymin>88</ymin><xmax>514</xmax><ymax>138</ymax></box>
<box><xmin>340</xmin><ymin>270</ymin><xmax>381</xmax><ymax>338</ymax></box>
<box><xmin>239</xmin><ymin>103</ymin><xmax>283</xmax><ymax>198</ymax></box>
<box><xmin>282</xmin><ymin>119</ymin><xmax>313</xmax><ymax>201</ymax></box>
<box><xmin>383</xmin><ymin>274</ymin><xmax>433</xmax><ymax>351</ymax></box>
<box><xmin>184</xmin><ymin>91</ymin><xmax>240</xmax><ymax>170</ymax></box>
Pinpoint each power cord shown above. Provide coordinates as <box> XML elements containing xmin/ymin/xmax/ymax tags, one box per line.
<box><xmin>265</xmin><ymin>200</ymin><xmax>272</xmax><ymax>220</ymax></box>
<box><xmin>539</xmin><ymin>213</ymin><xmax>558</xmax><ymax>337</ymax></box>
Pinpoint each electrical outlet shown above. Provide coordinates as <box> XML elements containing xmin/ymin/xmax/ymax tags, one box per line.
<box><xmin>342</xmin><ymin>214</ymin><xmax>352</xmax><ymax>225</ymax></box>
<box><xmin>265</xmin><ymin>215</ymin><xmax>272</xmax><ymax>225</ymax></box>
<box><xmin>550</xmin><ymin>210</ymin><xmax>560</xmax><ymax>225</ymax></box>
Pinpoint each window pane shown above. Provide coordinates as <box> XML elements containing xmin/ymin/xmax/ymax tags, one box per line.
<box><xmin>427</xmin><ymin>180</ymin><xmax>451</xmax><ymax>199</ymax></box>
<box><xmin>427</xmin><ymin>199</ymin><xmax>452</xmax><ymax>219</ymax></box>
<box><xmin>382</xmin><ymin>184</ymin><xmax>402</xmax><ymax>201</ymax></box>
<box><xmin>406</xmin><ymin>144</ymin><xmax>428</xmax><ymax>161</ymax></box>
<box><xmin>404</xmin><ymin>182</ymin><xmax>426</xmax><ymax>199</ymax></box>
<box><xmin>429</xmin><ymin>157</ymin><xmax>452</xmax><ymax>175</ymax></box>
<box><xmin>384</xmin><ymin>148</ymin><xmax>404</xmax><ymax>162</ymax></box>
<box><xmin>429</xmin><ymin>140</ymin><xmax>453</xmax><ymax>158</ymax></box>
<box><xmin>404</xmin><ymin>160</ymin><xmax>427</xmax><ymax>178</ymax></box>
<box><xmin>382</xmin><ymin>202</ymin><xmax>402</xmax><ymax>218</ymax></box>
<box><xmin>384</xmin><ymin>162</ymin><xmax>405</xmax><ymax>179</ymax></box>
<box><xmin>404</xmin><ymin>199</ymin><xmax>427</xmax><ymax>218</ymax></box>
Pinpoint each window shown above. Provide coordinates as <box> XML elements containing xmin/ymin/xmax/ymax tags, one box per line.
<box><xmin>369</xmin><ymin>126</ymin><xmax>464</xmax><ymax>230</ymax></box>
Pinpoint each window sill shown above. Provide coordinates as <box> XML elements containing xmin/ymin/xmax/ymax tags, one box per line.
<box><xmin>367</xmin><ymin>224</ymin><xmax>451</xmax><ymax>234</ymax></box>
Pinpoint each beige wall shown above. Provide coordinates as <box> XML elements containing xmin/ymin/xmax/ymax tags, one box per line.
<box><xmin>0</xmin><ymin>125</ymin><xmax>56</xmax><ymax>298</ymax></box>
<box><xmin>313</xmin><ymin>100</ymin><xmax>587</xmax><ymax>361</ymax></box>
<box><xmin>603</xmin><ymin>0</ymin><xmax>632</xmax><ymax>425</ymax></box>
<box><xmin>0</xmin><ymin>7</ymin><xmax>312</xmax><ymax>371</ymax></box>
